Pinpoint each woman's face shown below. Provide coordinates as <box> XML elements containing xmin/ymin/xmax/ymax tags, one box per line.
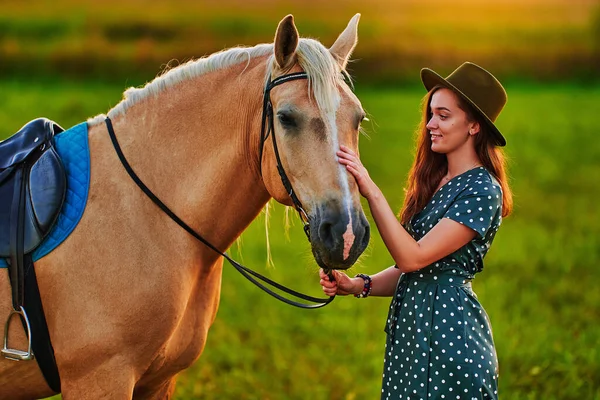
<box><xmin>426</xmin><ymin>88</ymin><xmax>478</xmax><ymax>154</ymax></box>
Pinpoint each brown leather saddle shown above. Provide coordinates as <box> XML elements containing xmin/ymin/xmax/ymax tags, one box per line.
<box><xmin>0</xmin><ymin>118</ymin><xmax>65</xmax><ymax>392</ymax></box>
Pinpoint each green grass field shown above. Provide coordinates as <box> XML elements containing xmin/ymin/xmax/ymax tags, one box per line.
<box><xmin>1</xmin><ymin>78</ymin><xmax>598</xmax><ymax>399</ymax></box>
<box><xmin>2</xmin><ymin>1</ymin><xmax>598</xmax><ymax>397</ymax></box>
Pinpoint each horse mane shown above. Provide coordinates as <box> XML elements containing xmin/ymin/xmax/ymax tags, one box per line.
<box><xmin>88</xmin><ymin>38</ymin><xmax>345</xmax><ymax>125</ymax></box>
<box><xmin>87</xmin><ymin>38</ymin><xmax>348</xmax><ymax>268</ymax></box>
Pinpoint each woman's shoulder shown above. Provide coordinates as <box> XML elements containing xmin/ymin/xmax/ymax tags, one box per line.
<box><xmin>458</xmin><ymin>167</ymin><xmax>502</xmax><ymax>199</ymax></box>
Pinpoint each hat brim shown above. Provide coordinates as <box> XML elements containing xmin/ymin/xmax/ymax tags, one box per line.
<box><xmin>421</xmin><ymin>68</ymin><xmax>506</xmax><ymax>147</ymax></box>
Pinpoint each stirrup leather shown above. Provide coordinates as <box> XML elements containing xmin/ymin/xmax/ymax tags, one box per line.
<box><xmin>2</xmin><ymin>306</ymin><xmax>34</xmax><ymax>361</ymax></box>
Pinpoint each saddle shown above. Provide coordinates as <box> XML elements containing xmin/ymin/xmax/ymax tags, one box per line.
<box><xmin>0</xmin><ymin>118</ymin><xmax>65</xmax><ymax>391</ymax></box>
<box><xmin>0</xmin><ymin>118</ymin><xmax>66</xmax><ymax>257</ymax></box>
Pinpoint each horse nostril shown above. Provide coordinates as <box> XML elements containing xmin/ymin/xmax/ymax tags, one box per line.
<box><xmin>361</xmin><ymin>223</ymin><xmax>371</xmax><ymax>248</ymax></box>
<box><xmin>318</xmin><ymin>221</ymin><xmax>335</xmax><ymax>249</ymax></box>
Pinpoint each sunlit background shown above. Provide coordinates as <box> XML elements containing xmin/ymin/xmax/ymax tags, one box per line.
<box><xmin>1</xmin><ymin>0</ymin><xmax>597</xmax><ymax>84</ymax></box>
<box><xmin>1</xmin><ymin>0</ymin><xmax>599</xmax><ymax>399</ymax></box>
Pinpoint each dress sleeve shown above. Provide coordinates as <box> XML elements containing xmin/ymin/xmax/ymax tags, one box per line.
<box><xmin>443</xmin><ymin>183</ymin><xmax>502</xmax><ymax>238</ymax></box>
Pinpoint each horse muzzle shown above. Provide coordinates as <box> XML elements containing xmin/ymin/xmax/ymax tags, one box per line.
<box><xmin>308</xmin><ymin>202</ymin><xmax>370</xmax><ymax>270</ymax></box>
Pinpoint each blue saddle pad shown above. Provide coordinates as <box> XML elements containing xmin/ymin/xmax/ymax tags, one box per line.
<box><xmin>1</xmin><ymin>122</ymin><xmax>90</xmax><ymax>268</ymax></box>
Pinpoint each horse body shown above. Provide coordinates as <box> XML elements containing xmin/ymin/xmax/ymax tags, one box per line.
<box><xmin>0</xmin><ymin>15</ymin><xmax>368</xmax><ymax>399</ymax></box>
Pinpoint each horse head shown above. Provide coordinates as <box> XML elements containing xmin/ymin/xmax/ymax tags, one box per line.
<box><xmin>260</xmin><ymin>15</ymin><xmax>370</xmax><ymax>270</ymax></box>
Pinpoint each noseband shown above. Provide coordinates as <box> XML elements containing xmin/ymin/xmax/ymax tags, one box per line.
<box><xmin>105</xmin><ymin>71</ymin><xmax>334</xmax><ymax>309</ymax></box>
<box><xmin>259</xmin><ymin>72</ymin><xmax>310</xmax><ymax>239</ymax></box>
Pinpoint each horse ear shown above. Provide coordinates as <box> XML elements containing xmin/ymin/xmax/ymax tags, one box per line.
<box><xmin>329</xmin><ymin>13</ymin><xmax>360</xmax><ymax>70</ymax></box>
<box><xmin>274</xmin><ymin>15</ymin><xmax>299</xmax><ymax>69</ymax></box>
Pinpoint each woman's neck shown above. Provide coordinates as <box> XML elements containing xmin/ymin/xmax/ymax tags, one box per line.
<box><xmin>445</xmin><ymin>145</ymin><xmax>481</xmax><ymax>178</ymax></box>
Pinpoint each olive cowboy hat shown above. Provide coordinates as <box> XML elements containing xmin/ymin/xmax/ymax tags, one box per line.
<box><xmin>420</xmin><ymin>62</ymin><xmax>507</xmax><ymax>146</ymax></box>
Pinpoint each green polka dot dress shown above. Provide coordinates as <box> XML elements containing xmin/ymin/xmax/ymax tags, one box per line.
<box><xmin>381</xmin><ymin>167</ymin><xmax>502</xmax><ymax>400</ymax></box>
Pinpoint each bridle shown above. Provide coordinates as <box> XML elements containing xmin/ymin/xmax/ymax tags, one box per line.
<box><xmin>259</xmin><ymin>71</ymin><xmax>311</xmax><ymax>239</ymax></box>
<box><xmin>105</xmin><ymin>71</ymin><xmax>334</xmax><ymax>309</ymax></box>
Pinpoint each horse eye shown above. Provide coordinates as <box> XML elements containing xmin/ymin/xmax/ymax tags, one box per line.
<box><xmin>357</xmin><ymin>113</ymin><xmax>367</xmax><ymax>130</ymax></box>
<box><xmin>277</xmin><ymin>112</ymin><xmax>297</xmax><ymax>128</ymax></box>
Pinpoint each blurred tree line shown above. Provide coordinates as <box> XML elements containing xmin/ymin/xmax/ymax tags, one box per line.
<box><xmin>0</xmin><ymin>0</ymin><xmax>598</xmax><ymax>85</ymax></box>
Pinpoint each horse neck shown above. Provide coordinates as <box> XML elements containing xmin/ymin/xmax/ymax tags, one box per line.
<box><xmin>108</xmin><ymin>57</ymin><xmax>271</xmax><ymax>252</ymax></box>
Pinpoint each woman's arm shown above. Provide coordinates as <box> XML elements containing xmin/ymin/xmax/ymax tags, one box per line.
<box><xmin>319</xmin><ymin>265</ymin><xmax>401</xmax><ymax>297</ymax></box>
<box><xmin>338</xmin><ymin>145</ymin><xmax>477</xmax><ymax>273</ymax></box>
<box><xmin>366</xmin><ymin>189</ymin><xmax>476</xmax><ymax>272</ymax></box>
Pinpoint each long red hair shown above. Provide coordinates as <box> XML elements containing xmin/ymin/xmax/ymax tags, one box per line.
<box><xmin>400</xmin><ymin>87</ymin><xmax>513</xmax><ymax>225</ymax></box>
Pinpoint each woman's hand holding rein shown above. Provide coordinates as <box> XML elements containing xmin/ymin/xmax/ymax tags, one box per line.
<box><xmin>319</xmin><ymin>268</ymin><xmax>362</xmax><ymax>296</ymax></box>
<box><xmin>319</xmin><ymin>267</ymin><xmax>403</xmax><ymax>298</ymax></box>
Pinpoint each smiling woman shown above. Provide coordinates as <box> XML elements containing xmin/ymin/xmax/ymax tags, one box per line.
<box><xmin>320</xmin><ymin>62</ymin><xmax>513</xmax><ymax>399</ymax></box>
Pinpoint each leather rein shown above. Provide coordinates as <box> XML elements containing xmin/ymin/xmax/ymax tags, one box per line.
<box><xmin>105</xmin><ymin>71</ymin><xmax>334</xmax><ymax>309</ymax></box>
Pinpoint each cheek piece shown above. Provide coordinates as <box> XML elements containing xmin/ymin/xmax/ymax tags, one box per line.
<box><xmin>259</xmin><ymin>72</ymin><xmax>311</xmax><ymax>240</ymax></box>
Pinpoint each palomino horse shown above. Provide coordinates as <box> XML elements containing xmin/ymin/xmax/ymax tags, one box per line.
<box><xmin>0</xmin><ymin>14</ymin><xmax>369</xmax><ymax>399</ymax></box>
